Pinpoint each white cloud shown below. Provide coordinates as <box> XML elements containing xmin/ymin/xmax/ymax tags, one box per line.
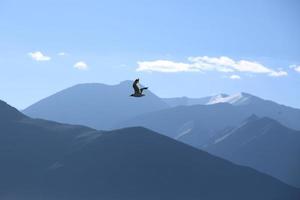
<box><xmin>229</xmin><ymin>75</ymin><xmax>241</xmax><ymax>80</ymax></box>
<box><xmin>137</xmin><ymin>60</ymin><xmax>198</xmax><ymax>72</ymax></box>
<box><xmin>269</xmin><ymin>71</ymin><xmax>288</xmax><ymax>77</ymax></box>
<box><xmin>137</xmin><ymin>56</ymin><xmax>288</xmax><ymax>77</ymax></box>
<box><xmin>290</xmin><ymin>65</ymin><xmax>300</xmax><ymax>73</ymax></box>
<box><xmin>28</xmin><ymin>51</ymin><xmax>51</xmax><ymax>61</ymax></box>
<box><xmin>74</xmin><ymin>61</ymin><xmax>88</xmax><ymax>70</ymax></box>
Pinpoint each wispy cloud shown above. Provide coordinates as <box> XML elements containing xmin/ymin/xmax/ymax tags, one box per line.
<box><xmin>28</xmin><ymin>51</ymin><xmax>51</xmax><ymax>61</ymax></box>
<box><xmin>74</xmin><ymin>61</ymin><xmax>88</xmax><ymax>70</ymax></box>
<box><xmin>137</xmin><ymin>56</ymin><xmax>288</xmax><ymax>77</ymax></box>
<box><xmin>290</xmin><ymin>64</ymin><xmax>300</xmax><ymax>73</ymax></box>
<box><xmin>137</xmin><ymin>60</ymin><xmax>197</xmax><ymax>73</ymax></box>
<box><xmin>269</xmin><ymin>71</ymin><xmax>288</xmax><ymax>77</ymax></box>
<box><xmin>229</xmin><ymin>75</ymin><xmax>241</xmax><ymax>80</ymax></box>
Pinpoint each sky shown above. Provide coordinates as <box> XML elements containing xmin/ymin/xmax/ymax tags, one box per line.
<box><xmin>0</xmin><ymin>0</ymin><xmax>300</xmax><ymax>109</ymax></box>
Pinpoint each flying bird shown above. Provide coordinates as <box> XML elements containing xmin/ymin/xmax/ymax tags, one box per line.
<box><xmin>130</xmin><ymin>79</ymin><xmax>148</xmax><ymax>97</ymax></box>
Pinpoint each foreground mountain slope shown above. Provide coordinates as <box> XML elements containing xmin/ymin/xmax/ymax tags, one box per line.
<box><xmin>1</xmin><ymin>99</ymin><xmax>299</xmax><ymax>199</ymax></box>
<box><xmin>205</xmin><ymin>116</ymin><xmax>300</xmax><ymax>188</ymax></box>
<box><xmin>23</xmin><ymin>81</ymin><xmax>169</xmax><ymax>130</ymax></box>
<box><xmin>43</xmin><ymin>127</ymin><xmax>300</xmax><ymax>200</ymax></box>
<box><xmin>0</xmin><ymin>100</ymin><xmax>98</xmax><ymax>196</ymax></box>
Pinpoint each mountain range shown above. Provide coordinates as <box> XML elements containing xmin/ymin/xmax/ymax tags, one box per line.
<box><xmin>23</xmin><ymin>81</ymin><xmax>169</xmax><ymax>130</ymax></box>
<box><xmin>2</xmin><ymin>99</ymin><xmax>299</xmax><ymax>199</ymax></box>
<box><xmin>163</xmin><ymin>92</ymin><xmax>300</xmax><ymax>130</ymax></box>
<box><xmin>120</xmin><ymin>103</ymin><xmax>300</xmax><ymax>187</ymax></box>
<box><xmin>22</xmin><ymin>81</ymin><xmax>300</xmax><ymax>188</ymax></box>
<box><xmin>205</xmin><ymin>115</ymin><xmax>300</xmax><ymax>188</ymax></box>
<box><xmin>24</xmin><ymin>83</ymin><xmax>300</xmax><ymax>131</ymax></box>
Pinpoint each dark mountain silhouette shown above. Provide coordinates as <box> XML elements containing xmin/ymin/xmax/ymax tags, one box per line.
<box><xmin>23</xmin><ymin>81</ymin><xmax>169</xmax><ymax>130</ymax></box>
<box><xmin>1</xmin><ymin>99</ymin><xmax>299</xmax><ymax>199</ymax></box>
<box><xmin>205</xmin><ymin>115</ymin><xmax>300</xmax><ymax>188</ymax></box>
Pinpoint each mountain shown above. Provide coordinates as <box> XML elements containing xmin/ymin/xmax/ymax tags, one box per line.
<box><xmin>162</xmin><ymin>94</ymin><xmax>230</xmax><ymax>107</ymax></box>
<box><xmin>163</xmin><ymin>92</ymin><xmax>270</xmax><ymax>106</ymax></box>
<box><xmin>205</xmin><ymin>115</ymin><xmax>300</xmax><ymax>188</ymax></box>
<box><xmin>119</xmin><ymin>103</ymin><xmax>300</xmax><ymax>187</ymax></box>
<box><xmin>207</xmin><ymin>92</ymin><xmax>254</xmax><ymax>105</ymax></box>
<box><xmin>23</xmin><ymin>81</ymin><xmax>169</xmax><ymax>130</ymax></box>
<box><xmin>24</xmin><ymin>84</ymin><xmax>300</xmax><ymax>131</ymax></box>
<box><xmin>0</xmin><ymin>100</ymin><xmax>98</xmax><ymax>198</ymax></box>
<box><xmin>1</xmin><ymin>99</ymin><xmax>299</xmax><ymax>199</ymax></box>
<box><xmin>119</xmin><ymin>103</ymin><xmax>253</xmax><ymax>147</ymax></box>
<box><xmin>162</xmin><ymin>92</ymin><xmax>300</xmax><ymax>130</ymax></box>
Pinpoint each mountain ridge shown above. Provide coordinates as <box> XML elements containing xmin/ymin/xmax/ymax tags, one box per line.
<box><xmin>2</xmin><ymin>99</ymin><xmax>300</xmax><ymax>199</ymax></box>
<box><xmin>205</xmin><ymin>116</ymin><xmax>300</xmax><ymax>188</ymax></box>
<box><xmin>23</xmin><ymin>81</ymin><xmax>169</xmax><ymax>130</ymax></box>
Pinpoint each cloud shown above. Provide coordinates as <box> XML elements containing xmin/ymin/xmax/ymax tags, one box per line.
<box><xmin>28</xmin><ymin>51</ymin><xmax>51</xmax><ymax>61</ymax></box>
<box><xmin>269</xmin><ymin>71</ymin><xmax>288</xmax><ymax>77</ymax></box>
<box><xmin>290</xmin><ymin>65</ymin><xmax>300</xmax><ymax>73</ymax></box>
<box><xmin>137</xmin><ymin>60</ymin><xmax>198</xmax><ymax>73</ymax></box>
<box><xmin>74</xmin><ymin>61</ymin><xmax>88</xmax><ymax>70</ymax></box>
<box><xmin>137</xmin><ymin>56</ymin><xmax>288</xmax><ymax>77</ymax></box>
<box><xmin>229</xmin><ymin>75</ymin><xmax>241</xmax><ymax>80</ymax></box>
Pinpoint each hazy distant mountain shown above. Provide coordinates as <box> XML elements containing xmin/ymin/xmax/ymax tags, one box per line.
<box><xmin>153</xmin><ymin>92</ymin><xmax>300</xmax><ymax>131</ymax></box>
<box><xmin>119</xmin><ymin>103</ymin><xmax>300</xmax><ymax>187</ymax></box>
<box><xmin>119</xmin><ymin>103</ymin><xmax>256</xmax><ymax>147</ymax></box>
<box><xmin>162</xmin><ymin>94</ymin><xmax>229</xmax><ymax>107</ymax></box>
<box><xmin>23</xmin><ymin>81</ymin><xmax>169</xmax><ymax>130</ymax></box>
<box><xmin>24</xmin><ymin>82</ymin><xmax>300</xmax><ymax>131</ymax></box>
<box><xmin>163</xmin><ymin>92</ymin><xmax>274</xmax><ymax>106</ymax></box>
<box><xmin>205</xmin><ymin>115</ymin><xmax>300</xmax><ymax>188</ymax></box>
<box><xmin>1</xmin><ymin>99</ymin><xmax>299</xmax><ymax>199</ymax></box>
<box><xmin>232</xmin><ymin>93</ymin><xmax>300</xmax><ymax>130</ymax></box>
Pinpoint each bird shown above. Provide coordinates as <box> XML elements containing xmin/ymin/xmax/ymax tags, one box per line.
<box><xmin>130</xmin><ymin>78</ymin><xmax>148</xmax><ymax>97</ymax></box>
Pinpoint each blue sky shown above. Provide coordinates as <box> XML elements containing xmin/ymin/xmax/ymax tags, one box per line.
<box><xmin>0</xmin><ymin>0</ymin><xmax>299</xmax><ymax>109</ymax></box>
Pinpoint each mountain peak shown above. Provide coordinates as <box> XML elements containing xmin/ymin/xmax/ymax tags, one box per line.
<box><xmin>207</xmin><ymin>92</ymin><xmax>257</xmax><ymax>105</ymax></box>
<box><xmin>0</xmin><ymin>100</ymin><xmax>25</xmax><ymax>121</ymax></box>
<box><xmin>23</xmin><ymin>81</ymin><xmax>168</xmax><ymax>130</ymax></box>
<box><xmin>242</xmin><ymin>114</ymin><xmax>260</xmax><ymax>123</ymax></box>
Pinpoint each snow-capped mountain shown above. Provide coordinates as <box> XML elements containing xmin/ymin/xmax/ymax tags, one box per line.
<box><xmin>162</xmin><ymin>92</ymin><xmax>300</xmax><ymax>130</ymax></box>
<box><xmin>164</xmin><ymin>92</ymin><xmax>261</xmax><ymax>106</ymax></box>
<box><xmin>207</xmin><ymin>92</ymin><xmax>255</xmax><ymax>105</ymax></box>
<box><xmin>162</xmin><ymin>94</ymin><xmax>229</xmax><ymax>107</ymax></box>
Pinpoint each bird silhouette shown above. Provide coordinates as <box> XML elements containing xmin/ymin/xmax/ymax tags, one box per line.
<box><xmin>130</xmin><ymin>79</ymin><xmax>148</xmax><ymax>97</ymax></box>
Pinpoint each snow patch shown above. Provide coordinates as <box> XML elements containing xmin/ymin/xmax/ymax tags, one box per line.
<box><xmin>176</xmin><ymin>128</ymin><xmax>192</xmax><ymax>139</ymax></box>
<box><xmin>207</xmin><ymin>93</ymin><xmax>251</xmax><ymax>105</ymax></box>
<box><xmin>175</xmin><ymin>121</ymin><xmax>194</xmax><ymax>139</ymax></box>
